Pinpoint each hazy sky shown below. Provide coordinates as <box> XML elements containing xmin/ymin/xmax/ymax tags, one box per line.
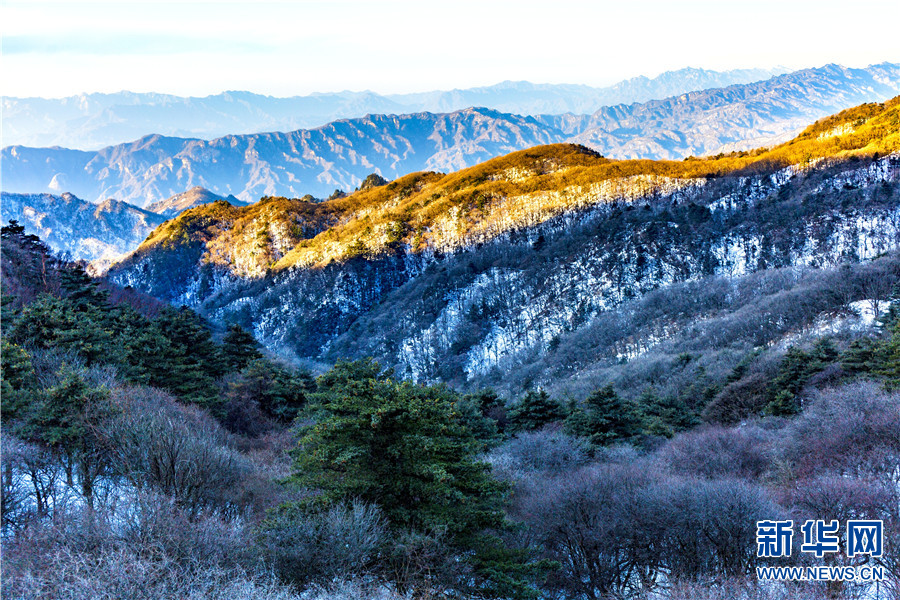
<box><xmin>3</xmin><ymin>0</ymin><xmax>900</xmax><ymax>98</ymax></box>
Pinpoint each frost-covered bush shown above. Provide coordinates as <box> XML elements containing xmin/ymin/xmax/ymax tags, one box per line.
<box><xmin>656</xmin><ymin>424</ymin><xmax>775</xmax><ymax>479</ymax></box>
<box><xmin>258</xmin><ymin>500</ymin><xmax>386</xmax><ymax>587</ymax></box>
<box><xmin>484</xmin><ymin>428</ymin><xmax>589</xmax><ymax>481</ymax></box>
<box><xmin>101</xmin><ymin>386</ymin><xmax>282</xmax><ymax>517</ymax></box>
<box><xmin>1</xmin><ymin>497</ymin><xmax>272</xmax><ymax>600</ymax></box>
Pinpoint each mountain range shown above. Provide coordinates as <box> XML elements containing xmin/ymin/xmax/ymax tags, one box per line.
<box><xmin>0</xmin><ymin>192</ymin><xmax>165</xmax><ymax>262</ymax></box>
<box><xmin>3</xmin><ymin>63</ymin><xmax>898</xmax><ymax>208</ymax></box>
<box><xmin>1</xmin><ymin>186</ymin><xmax>246</xmax><ymax>261</ymax></box>
<box><xmin>2</xmin><ymin>67</ymin><xmax>787</xmax><ymax>150</ymax></box>
<box><xmin>105</xmin><ymin>98</ymin><xmax>900</xmax><ymax>394</ymax></box>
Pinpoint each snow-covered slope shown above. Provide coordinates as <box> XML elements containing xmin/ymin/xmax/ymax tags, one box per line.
<box><xmin>1</xmin><ymin>192</ymin><xmax>166</xmax><ymax>261</ymax></box>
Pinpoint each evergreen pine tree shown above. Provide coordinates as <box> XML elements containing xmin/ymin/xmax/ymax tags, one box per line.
<box><xmin>0</xmin><ymin>340</ymin><xmax>38</xmax><ymax>423</ymax></box>
<box><xmin>59</xmin><ymin>265</ymin><xmax>109</xmax><ymax>308</ymax></box>
<box><xmin>9</xmin><ymin>295</ymin><xmax>112</xmax><ymax>366</ymax></box>
<box><xmin>507</xmin><ymin>389</ymin><xmax>566</xmax><ymax>433</ymax></box>
<box><xmin>229</xmin><ymin>358</ymin><xmax>313</xmax><ymax>421</ymax></box>
<box><xmin>870</xmin><ymin>321</ymin><xmax>900</xmax><ymax>389</ymax></box>
<box><xmin>222</xmin><ymin>324</ymin><xmax>263</xmax><ymax>371</ymax></box>
<box><xmin>153</xmin><ymin>306</ymin><xmax>224</xmax><ymax>406</ymax></box>
<box><xmin>565</xmin><ymin>384</ymin><xmax>641</xmax><ymax>446</ymax></box>
<box><xmin>290</xmin><ymin>360</ymin><xmax>549</xmax><ymax>598</ymax></box>
<box><xmin>766</xmin><ymin>339</ymin><xmax>838</xmax><ymax>416</ymax></box>
<box><xmin>455</xmin><ymin>389</ymin><xmax>503</xmax><ymax>449</ymax></box>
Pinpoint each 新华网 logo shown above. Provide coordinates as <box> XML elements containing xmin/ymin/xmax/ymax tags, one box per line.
<box><xmin>755</xmin><ymin>519</ymin><xmax>886</xmax><ymax>583</ymax></box>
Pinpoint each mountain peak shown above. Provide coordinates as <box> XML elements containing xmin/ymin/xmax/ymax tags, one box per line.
<box><xmin>96</xmin><ymin>197</ymin><xmax>122</xmax><ymax>210</ymax></box>
<box><xmin>145</xmin><ymin>186</ymin><xmax>248</xmax><ymax>217</ymax></box>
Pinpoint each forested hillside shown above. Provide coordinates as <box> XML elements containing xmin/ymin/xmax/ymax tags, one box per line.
<box><xmin>2</xmin><ymin>220</ymin><xmax>899</xmax><ymax>599</ymax></box>
<box><xmin>107</xmin><ymin>99</ymin><xmax>900</xmax><ymax>399</ymax></box>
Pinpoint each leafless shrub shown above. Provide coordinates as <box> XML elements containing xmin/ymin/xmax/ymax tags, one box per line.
<box><xmin>484</xmin><ymin>429</ymin><xmax>589</xmax><ymax>482</ymax></box>
<box><xmin>1</xmin><ymin>544</ymin><xmax>299</xmax><ymax>600</ymax></box>
<box><xmin>298</xmin><ymin>577</ymin><xmax>412</xmax><ymax>600</ymax></box>
<box><xmin>662</xmin><ymin>577</ymin><xmax>831</xmax><ymax>600</ymax></box>
<box><xmin>592</xmin><ymin>443</ymin><xmax>644</xmax><ymax>464</ymax></box>
<box><xmin>516</xmin><ymin>463</ymin><xmax>663</xmax><ymax>599</ymax></box>
<box><xmin>101</xmin><ymin>386</ymin><xmax>281</xmax><ymax>517</ymax></box>
<box><xmin>824</xmin><ymin>255</ymin><xmax>900</xmax><ymax>316</ymax></box>
<box><xmin>1</xmin><ymin>494</ymin><xmax>280</xmax><ymax>600</ymax></box>
<box><xmin>703</xmin><ymin>372</ymin><xmax>772</xmax><ymax>424</ymax></box>
<box><xmin>780</xmin><ymin>380</ymin><xmax>900</xmax><ymax>480</ymax></box>
<box><xmin>2</xmin><ymin>433</ymin><xmax>41</xmax><ymax>530</ymax></box>
<box><xmin>118</xmin><ymin>492</ymin><xmax>255</xmax><ymax>568</ymax></box>
<box><xmin>657</xmin><ymin>425</ymin><xmax>775</xmax><ymax>479</ymax></box>
<box><xmin>784</xmin><ymin>475</ymin><xmax>895</xmax><ymax>524</ymax></box>
<box><xmin>382</xmin><ymin>529</ymin><xmax>465</xmax><ymax>598</ymax></box>
<box><xmin>514</xmin><ymin>460</ymin><xmax>780</xmax><ymax>598</ymax></box>
<box><xmin>259</xmin><ymin>500</ymin><xmax>386</xmax><ymax>587</ymax></box>
<box><xmin>0</xmin><ymin>431</ymin><xmax>70</xmax><ymax>526</ymax></box>
<box><xmin>780</xmin><ymin>474</ymin><xmax>900</xmax><ymax>598</ymax></box>
<box><xmin>657</xmin><ymin>478</ymin><xmax>782</xmax><ymax>582</ymax></box>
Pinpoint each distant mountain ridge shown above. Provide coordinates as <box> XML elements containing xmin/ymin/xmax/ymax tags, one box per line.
<box><xmin>0</xmin><ymin>192</ymin><xmax>165</xmax><ymax>261</ymax></box>
<box><xmin>540</xmin><ymin>63</ymin><xmax>900</xmax><ymax>157</ymax></box>
<box><xmin>3</xmin><ymin>63</ymin><xmax>898</xmax><ymax>207</ymax></box>
<box><xmin>2</xmin><ymin>66</ymin><xmax>787</xmax><ymax>150</ymax></box>
<box><xmin>1</xmin><ymin>109</ymin><xmax>563</xmax><ymax>206</ymax></box>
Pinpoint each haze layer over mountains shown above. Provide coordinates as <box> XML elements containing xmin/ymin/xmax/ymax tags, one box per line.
<box><xmin>3</xmin><ymin>66</ymin><xmax>788</xmax><ymax>150</ymax></box>
<box><xmin>3</xmin><ymin>63</ymin><xmax>899</xmax><ymax>208</ymax></box>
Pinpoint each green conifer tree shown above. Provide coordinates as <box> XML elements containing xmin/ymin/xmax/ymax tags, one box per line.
<box><xmin>222</xmin><ymin>324</ymin><xmax>263</xmax><ymax>371</ymax></box>
<box><xmin>766</xmin><ymin>339</ymin><xmax>838</xmax><ymax>416</ymax></box>
<box><xmin>8</xmin><ymin>295</ymin><xmax>112</xmax><ymax>366</ymax></box>
<box><xmin>507</xmin><ymin>389</ymin><xmax>566</xmax><ymax>433</ymax></box>
<box><xmin>0</xmin><ymin>340</ymin><xmax>38</xmax><ymax>423</ymax></box>
<box><xmin>565</xmin><ymin>384</ymin><xmax>641</xmax><ymax>446</ymax></box>
<box><xmin>290</xmin><ymin>360</ymin><xmax>549</xmax><ymax>598</ymax></box>
<box><xmin>230</xmin><ymin>358</ymin><xmax>313</xmax><ymax>421</ymax></box>
<box><xmin>153</xmin><ymin>306</ymin><xmax>224</xmax><ymax>406</ymax></box>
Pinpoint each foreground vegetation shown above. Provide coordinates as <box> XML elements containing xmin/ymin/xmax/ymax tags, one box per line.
<box><xmin>3</xmin><ymin>214</ymin><xmax>900</xmax><ymax>599</ymax></box>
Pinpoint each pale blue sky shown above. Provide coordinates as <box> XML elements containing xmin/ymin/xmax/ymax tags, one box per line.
<box><xmin>3</xmin><ymin>0</ymin><xmax>899</xmax><ymax>98</ymax></box>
